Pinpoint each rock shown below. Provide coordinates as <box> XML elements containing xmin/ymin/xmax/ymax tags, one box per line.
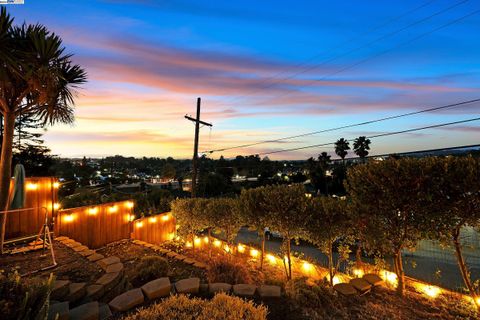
<box><xmin>69</xmin><ymin>301</ymin><xmax>99</xmax><ymax>320</ymax></box>
<box><xmin>257</xmin><ymin>285</ymin><xmax>281</xmax><ymax>298</ymax></box>
<box><xmin>233</xmin><ymin>284</ymin><xmax>257</xmax><ymax>297</ymax></box>
<box><xmin>133</xmin><ymin>240</ymin><xmax>147</xmax><ymax>245</ymax></box>
<box><xmin>144</xmin><ymin>243</ymin><xmax>154</xmax><ymax>248</ymax></box>
<box><xmin>79</xmin><ymin>249</ymin><xmax>95</xmax><ymax>257</ymax></box>
<box><xmin>182</xmin><ymin>258</ymin><xmax>195</xmax><ymax>265</ymax></box>
<box><xmin>55</xmin><ymin>236</ymin><xmax>69</xmax><ymax>241</ymax></box>
<box><xmin>158</xmin><ymin>248</ymin><xmax>169</xmax><ymax>254</ymax></box>
<box><xmin>48</xmin><ymin>301</ymin><xmax>69</xmax><ymax>320</ymax></box>
<box><xmin>66</xmin><ymin>241</ymin><xmax>82</xmax><ymax>248</ymax></box>
<box><xmin>199</xmin><ymin>283</ymin><xmax>209</xmax><ymax>294</ymax></box>
<box><xmin>209</xmin><ymin>283</ymin><xmax>232</xmax><ymax>294</ymax></box>
<box><xmin>98</xmin><ymin>303</ymin><xmax>112</xmax><ymax>320</ymax></box>
<box><xmin>62</xmin><ymin>239</ymin><xmax>75</xmax><ymax>244</ymax></box>
<box><xmin>73</xmin><ymin>245</ymin><xmax>89</xmax><ymax>252</ymax></box>
<box><xmin>106</xmin><ymin>262</ymin><xmax>124</xmax><ymax>274</ymax></box>
<box><xmin>67</xmin><ymin>283</ymin><xmax>87</xmax><ymax>302</ymax></box>
<box><xmin>333</xmin><ymin>283</ymin><xmax>357</xmax><ymax>296</ymax></box>
<box><xmin>193</xmin><ymin>262</ymin><xmax>208</xmax><ymax>269</ymax></box>
<box><xmin>166</xmin><ymin>251</ymin><xmax>177</xmax><ymax>258</ymax></box>
<box><xmin>98</xmin><ymin>256</ymin><xmax>121</xmax><ymax>270</ymax></box>
<box><xmin>87</xmin><ymin>253</ymin><xmax>104</xmax><ymax>262</ymax></box>
<box><xmin>141</xmin><ymin>277</ymin><xmax>171</xmax><ymax>300</ymax></box>
<box><xmin>363</xmin><ymin>274</ymin><xmax>384</xmax><ymax>286</ymax></box>
<box><xmin>174</xmin><ymin>254</ymin><xmax>187</xmax><ymax>261</ymax></box>
<box><xmin>350</xmin><ymin>278</ymin><xmax>372</xmax><ymax>292</ymax></box>
<box><xmin>86</xmin><ymin>284</ymin><xmax>105</xmax><ymax>300</ymax></box>
<box><xmin>175</xmin><ymin>278</ymin><xmax>200</xmax><ymax>294</ymax></box>
<box><xmin>96</xmin><ymin>272</ymin><xmax>122</xmax><ymax>292</ymax></box>
<box><xmin>51</xmin><ymin>280</ymin><xmax>70</xmax><ymax>300</ymax></box>
<box><xmin>109</xmin><ymin>288</ymin><xmax>144</xmax><ymax>312</ymax></box>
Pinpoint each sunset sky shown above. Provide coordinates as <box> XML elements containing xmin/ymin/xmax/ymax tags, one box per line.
<box><xmin>8</xmin><ymin>0</ymin><xmax>480</xmax><ymax>160</ymax></box>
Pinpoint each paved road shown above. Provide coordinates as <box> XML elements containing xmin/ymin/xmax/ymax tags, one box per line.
<box><xmin>234</xmin><ymin>227</ymin><xmax>480</xmax><ymax>291</ymax></box>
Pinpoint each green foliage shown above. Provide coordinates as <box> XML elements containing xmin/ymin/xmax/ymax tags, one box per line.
<box><xmin>206</xmin><ymin>256</ymin><xmax>253</xmax><ymax>284</ymax></box>
<box><xmin>305</xmin><ymin>196</ymin><xmax>351</xmax><ymax>286</ymax></box>
<box><xmin>0</xmin><ymin>271</ymin><xmax>54</xmax><ymax>320</ymax></box>
<box><xmin>171</xmin><ymin>198</ymin><xmax>208</xmax><ymax>245</ymax></box>
<box><xmin>122</xmin><ymin>293</ymin><xmax>267</xmax><ymax>320</ymax></box>
<box><xmin>134</xmin><ymin>256</ymin><xmax>169</xmax><ymax>285</ymax></box>
<box><xmin>205</xmin><ymin>197</ymin><xmax>243</xmax><ymax>245</ymax></box>
<box><xmin>261</xmin><ymin>184</ymin><xmax>309</xmax><ymax>279</ymax></box>
<box><xmin>345</xmin><ymin>157</ymin><xmax>439</xmax><ymax>295</ymax></box>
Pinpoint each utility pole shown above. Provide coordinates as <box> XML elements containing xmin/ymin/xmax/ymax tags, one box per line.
<box><xmin>184</xmin><ymin>97</ymin><xmax>212</xmax><ymax>197</ymax></box>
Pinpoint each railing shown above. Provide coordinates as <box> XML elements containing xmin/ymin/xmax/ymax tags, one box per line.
<box><xmin>130</xmin><ymin>212</ymin><xmax>176</xmax><ymax>245</ymax></box>
<box><xmin>55</xmin><ymin>200</ymin><xmax>134</xmax><ymax>249</ymax></box>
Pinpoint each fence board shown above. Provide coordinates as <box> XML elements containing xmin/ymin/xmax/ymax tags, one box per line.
<box><xmin>55</xmin><ymin>200</ymin><xmax>133</xmax><ymax>249</ymax></box>
<box><xmin>131</xmin><ymin>212</ymin><xmax>176</xmax><ymax>245</ymax></box>
<box><xmin>5</xmin><ymin>177</ymin><xmax>58</xmax><ymax>240</ymax></box>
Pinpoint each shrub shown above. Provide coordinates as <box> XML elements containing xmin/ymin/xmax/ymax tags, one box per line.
<box><xmin>0</xmin><ymin>271</ymin><xmax>54</xmax><ymax>320</ymax></box>
<box><xmin>133</xmin><ymin>256</ymin><xmax>169</xmax><ymax>285</ymax></box>
<box><xmin>122</xmin><ymin>293</ymin><xmax>267</xmax><ymax>320</ymax></box>
<box><xmin>206</xmin><ymin>257</ymin><xmax>252</xmax><ymax>284</ymax></box>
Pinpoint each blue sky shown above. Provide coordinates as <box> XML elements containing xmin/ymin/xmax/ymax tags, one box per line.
<box><xmin>6</xmin><ymin>0</ymin><xmax>480</xmax><ymax>159</ymax></box>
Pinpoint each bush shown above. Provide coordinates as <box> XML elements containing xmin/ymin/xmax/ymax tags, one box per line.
<box><xmin>206</xmin><ymin>257</ymin><xmax>252</xmax><ymax>284</ymax></box>
<box><xmin>122</xmin><ymin>293</ymin><xmax>267</xmax><ymax>320</ymax></box>
<box><xmin>0</xmin><ymin>271</ymin><xmax>54</xmax><ymax>320</ymax></box>
<box><xmin>133</xmin><ymin>256</ymin><xmax>169</xmax><ymax>285</ymax></box>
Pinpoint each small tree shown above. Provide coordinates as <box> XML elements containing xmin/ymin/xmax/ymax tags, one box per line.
<box><xmin>261</xmin><ymin>184</ymin><xmax>309</xmax><ymax>280</ymax></box>
<box><xmin>171</xmin><ymin>198</ymin><xmax>206</xmax><ymax>253</ymax></box>
<box><xmin>346</xmin><ymin>158</ymin><xmax>434</xmax><ymax>296</ymax></box>
<box><xmin>305</xmin><ymin>196</ymin><xmax>350</xmax><ymax>286</ymax></box>
<box><xmin>239</xmin><ymin>187</ymin><xmax>271</xmax><ymax>269</ymax></box>
<box><xmin>206</xmin><ymin>198</ymin><xmax>243</xmax><ymax>252</ymax></box>
<box><xmin>427</xmin><ymin>156</ymin><xmax>480</xmax><ymax>304</ymax></box>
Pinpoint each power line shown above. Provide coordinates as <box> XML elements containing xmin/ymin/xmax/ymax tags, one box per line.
<box><xmin>256</xmin><ymin>117</ymin><xmax>480</xmax><ymax>156</ymax></box>
<box><xmin>203</xmin><ymin>98</ymin><xmax>480</xmax><ymax>153</ymax></box>
<box><xmin>216</xmin><ymin>0</ymin><xmax>468</xmax><ymax>107</ymax></box>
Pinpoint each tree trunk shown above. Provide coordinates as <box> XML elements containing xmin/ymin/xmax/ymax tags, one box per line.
<box><xmin>208</xmin><ymin>228</ymin><xmax>212</xmax><ymax>258</ymax></box>
<box><xmin>260</xmin><ymin>231</ymin><xmax>265</xmax><ymax>271</ymax></box>
<box><xmin>356</xmin><ymin>241</ymin><xmax>363</xmax><ymax>269</ymax></box>
<box><xmin>328</xmin><ymin>239</ymin><xmax>334</xmax><ymax>287</ymax></box>
<box><xmin>394</xmin><ymin>249</ymin><xmax>405</xmax><ymax>296</ymax></box>
<box><xmin>0</xmin><ymin>112</ymin><xmax>15</xmax><ymax>255</ymax></box>
<box><xmin>286</xmin><ymin>237</ymin><xmax>292</xmax><ymax>280</ymax></box>
<box><xmin>453</xmin><ymin>228</ymin><xmax>478</xmax><ymax>305</ymax></box>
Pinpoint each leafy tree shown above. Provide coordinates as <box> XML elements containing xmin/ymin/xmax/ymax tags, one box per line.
<box><xmin>171</xmin><ymin>198</ymin><xmax>206</xmax><ymax>252</ymax></box>
<box><xmin>345</xmin><ymin>158</ymin><xmax>434</xmax><ymax>296</ymax></box>
<box><xmin>239</xmin><ymin>187</ymin><xmax>272</xmax><ymax>269</ymax></box>
<box><xmin>161</xmin><ymin>163</ymin><xmax>176</xmax><ymax>180</ymax></box>
<box><xmin>261</xmin><ymin>184</ymin><xmax>309</xmax><ymax>280</ymax></box>
<box><xmin>352</xmin><ymin>136</ymin><xmax>371</xmax><ymax>161</ymax></box>
<box><xmin>334</xmin><ymin>138</ymin><xmax>350</xmax><ymax>164</ymax></box>
<box><xmin>427</xmin><ymin>156</ymin><xmax>480</xmax><ymax>304</ymax></box>
<box><xmin>305</xmin><ymin>197</ymin><xmax>350</xmax><ymax>286</ymax></box>
<box><xmin>206</xmin><ymin>198</ymin><xmax>243</xmax><ymax>250</ymax></box>
<box><xmin>0</xmin><ymin>8</ymin><xmax>87</xmax><ymax>253</ymax></box>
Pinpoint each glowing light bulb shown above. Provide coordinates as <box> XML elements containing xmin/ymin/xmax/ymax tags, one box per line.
<box><xmin>250</xmin><ymin>249</ymin><xmax>259</xmax><ymax>258</ymax></box>
<box><xmin>108</xmin><ymin>205</ymin><xmax>118</xmax><ymax>213</ymax></box>
<box><xmin>267</xmin><ymin>254</ymin><xmax>277</xmax><ymax>264</ymax></box>
<box><xmin>237</xmin><ymin>244</ymin><xmax>245</xmax><ymax>253</ymax></box>
<box><xmin>53</xmin><ymin>182</ymin><xmax>60</xmax><ymax>189</ymax></box>
<box><xmin>126</xmin><ymin>201</ymin><xmax>134</xmax><ymax>209</ymax></box>
<box><xmin>135</xmin><ymin>221</ymin><xmax>143</xmax><ymax>228</ymax></box>
<box><xmin>161</xmin><ymin>214</ymin><xmax>170</xmax><ymax>221</ymax></box>
<box><xmin>53</xmin><ymin>203</ymin><xmax>61</xmax><ymax>210</ymax></box>
<box><xmin>64</xmin><ymin>214</ymin><xmax>74</xmax><ymax>222</ymax></box>
<box><xmin>88</xmin><ymin>207</ymin><xmax>98</xmax><ymax>215</ymax></box>
<box><xmin>203</xmin><ymin>236</ymin><xmax>209</xmax><ymax>243</ymax></box>
<box><xmin>186</xmin><ymin>241</ymin><xmax>193</xmax><ymax>248</ymax></box>
<box><xmin>26</xmin><ymin>183</ymin><xmax>38</xmax><ymax>191</ymax></box>
<box><xmin>352</xmin><ymin>268</ymin><xmax>364</xmax><ymax>278</ymax></box>
<box><xmin>194</xmin><ymin>238</ymin><xmax>201</xmax><ymax>245</ymax></box>
<box><xmin>213</xmin><ymin>240</ymin><xmax>222</xmax><ymax>247</ymax></box>
<box><xmin>224</xmin><ymin>245</ymin><xmax>231</xmax><ymax>253</ymax></box>
<box><xmin>149</xmin><ymin>217</ymin><xmax>157</xmax><ymax>223</ymax></box>
<box><xmin>423</xmin><ymin>285</ymin><xmax>441</xmax><ymax>298</ymax></box>
<box><xmin>302</xmin><ymin>262</ymin><xmax>313</xmax><ymax>273</ymax></box>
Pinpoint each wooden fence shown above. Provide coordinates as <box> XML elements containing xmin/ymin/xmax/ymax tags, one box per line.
<box><xmin>130</xmin><ymin>212</ymin><xmax>176</xmax><ymax>245</ymax></box>
<box><xmin>55</xmin><ymin>200</ymin><xmax>134</xmax><ymax>249</ymax></box>
<box><xmin>5</xmin><ymin>177</ymin><xmax>59</xmax><ymax>240</ymax></box>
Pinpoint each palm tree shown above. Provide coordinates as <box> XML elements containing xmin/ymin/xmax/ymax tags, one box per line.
<box><xmin>0</xmin><ymin>8</ymin><xmax>87</xmax><ymax>253</ymax></box>
<box><xmin>353</xmin><ymin>136</ymin><xmax>371</xmax><ymax>162</ymax></box>
<box><xmin>334</xmin><ymin>138</ymin><xmax>350</xmax><ymax>165</ymax></box>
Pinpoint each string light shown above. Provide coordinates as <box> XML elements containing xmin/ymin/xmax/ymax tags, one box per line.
<box><xmin>88</xmin><ymin>207</ymin><xmax>98</xmax><ymax>215</ymax></box>
<box><xmin>250</xmin><ymin>249</ymin><xmax>259</xmax><ymax>258</ymax></box>
<box><xmin>194</xmin><ymin>238</ymin><xmax>201</xmax><ymax>246</ymax></box>
<box><xmin>26</xmin><ymin>183</ymin><xmax>38</xmax><ymax>191</ymax></box>
<box><xmin>126</xmin><ymin>201</ymin><xmax>134</xmax><ymax>209</ymax></box>
<box><xmin>267</xmin><ymin>254</ymin><xmax>277</xmax><ymax>265</ymax></box>
<box><xmin>161</xmin><ymin>214</ymin><xmax>170</xmax><ymax>221</ymax></box>
<box><xmin>213</xmin><ymin>240</ymin><xmax>222</xmax><ymax>247</ymax></box>
<box><xmin>203</xmin><ymin>236</ymin><xmax>209</xmax><ymax>244</ymax></box>
<box><xmin>64</xmin><ymin>214</ymin><xmax>74</xmax><ymax>222</ymax></box>
<box><xmin>135</xmin><ymin>221</ymin><xmax>143</xmax><ymax>228</ymax></box>
<box><xmin>149</xmin><ymin>217</ymin><xmax>157</xmax><ymax>223</ymax></box>
<box><xmin>108</xmin><ymin>205</ymin><xmax>118</xmax><ymax>213</ymax></box>
<box><xmin>53</xmin><ymin>182</ymin><xmax>60</xmax><ymax>189</ymax></box>
<box><xmin>302</xmin><ymin>262</ymin><xmax>314</xmax><ymax>273</ymax></box>
<box><xmin>237</xmin><ymin>244</ymin><xmax>245</xmax><ymax>253</ymax></box>
<box><xmin>53</xmin><ymin>203</ymin><xmax>61</xmax><ymax>210</ymax></box>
